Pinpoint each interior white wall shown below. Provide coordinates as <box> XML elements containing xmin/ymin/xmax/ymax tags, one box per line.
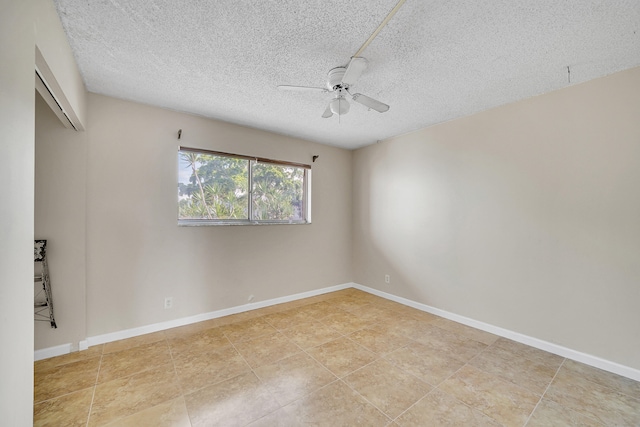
<box><xmin>353</xmin><ymin>67</ymin><xmax>640</xmax><ymax>371</ymax></box>
<box><xmin>81</xmin><ymin>94</ymin><xmax>353</xmax><ymax>337</ymax></box>
<box><xmin>34</xmin><ymin>93</ymin><xmax>88</xmax><ymax>350</ymax></box>
<box><xmin>0</xmin><ymin>0</ymin><xmax>36</xmax><ymax>423</ymax></box>
<box><xmin>0</xmin><ymin>0</ymin><xmax>88</xmax><ymax>416</ymax></box>
<box><xmin>34</xmin><ymin>0</ymin><xmax>87</xmax><ymax>128</ymax></box>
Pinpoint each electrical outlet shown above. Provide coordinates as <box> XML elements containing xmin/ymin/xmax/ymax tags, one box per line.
<box><xmin>385</xmin><ymin>274</ymin><xmax>390</xmax><ymax>284</ymax></box>
<box><xmin>248</xmin><ymin>294</ymin><xmax>255</xmax><ymax>302</ymax></box>
<box><xmin>164</xmin><ymin>297</ymin><xmax>173</xmax><ymax>309</ymax></box>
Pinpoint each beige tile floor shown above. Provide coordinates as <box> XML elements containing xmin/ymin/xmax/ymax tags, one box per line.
<box><xmin>34</xmin><ymin>289</ymin><xmax>640</xmax><ymax>426</ymax></box>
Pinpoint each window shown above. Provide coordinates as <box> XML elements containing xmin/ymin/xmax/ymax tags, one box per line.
<box><xmin>178</xmin><ymin>147</ymin><xmax>311</xmax><ymax>225</ymax></box>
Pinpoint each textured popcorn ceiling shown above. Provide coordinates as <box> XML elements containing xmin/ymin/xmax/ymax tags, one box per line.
<box><xmin>53</xmin><ymin>0</ymin><xmax>640</xmax><ymax>149</ymax></box>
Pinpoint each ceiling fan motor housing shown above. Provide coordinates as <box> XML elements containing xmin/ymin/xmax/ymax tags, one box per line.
<box><xmin>327</xmin><ymin>67</ymin><xmax>348</xmax><ymax>91</ymax></box>
<box><xmin>278</xmin><ymin>58</ymin><xmax>388</xmax><ymax>118</ymax></box>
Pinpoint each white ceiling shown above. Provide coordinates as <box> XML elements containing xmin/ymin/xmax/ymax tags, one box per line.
<box><xmin>53</xmin><ymin>0</ymin><xmax>640</xmax><ymax>149</ymax></box>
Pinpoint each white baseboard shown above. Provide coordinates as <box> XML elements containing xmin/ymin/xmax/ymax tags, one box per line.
<box><xmin>352</xmin><ymin>283</ymin><xmax>640</xmax><ymax>382</ymax></box>
<box><xmin>84</xmin><ymin>282</ymin><xmax>352</xmax><ymax>347</ymax></box>
<box><xmin>34</xmin><ymin>343</ymin><xmax>73</xmax><ymax>361</ymax></box>
<box><xmin>34</xmin><ymin>281</ymin><xmax>640</xmax><ymax>382</ymax></box>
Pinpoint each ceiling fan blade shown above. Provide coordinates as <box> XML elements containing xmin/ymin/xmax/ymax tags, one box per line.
<box><xmin>351</xmin><ymin>93</ymin><xmax>389</xmax><ymax>113</ymax></box>
<box><xmin>278</xmin><ymin>85</ymin><xmax>329</xmax><ymax>93</ymax></box>
<box><xmin>322</xmin><ymin>103</ymin><xmax>333</xmax><ymax>118</ymax></box>
<box><xmin>341</xmin><ymin>57</ymin><xmax>368</xmax><ymax>86</ymax></box>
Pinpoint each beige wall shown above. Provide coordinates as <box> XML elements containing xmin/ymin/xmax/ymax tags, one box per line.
<box><xmin>80</xmin><ymin>94</ymin><xmax>352</xmax><ymax>336</ymax></box>
<box><xmin>35</xmin><ymin>92</ymin><xmax>353</xmax><ymax>342</ymax></box>
<box><xmin>353</xmin><ymin>67</ymin><xmax>640</xmax><ymax>370</ymax></box>
<box><xmin>35</xmin><ymin>93</ymin><xmax>88</xmax><ymax>350</ymax></box>
<box><xmin>34</xmin><ymin>0</ymin><xmax>87</xmax><ymax>128</ymax></box>
<box><xmin>34</xmin><ymin>92</ymin><xmax>353</xmax><ymax>346</ymax></box>
<box><xmin>0</xmin><ymin>0</ymin><xmax>36</xmax><ymax>423</ymax></box>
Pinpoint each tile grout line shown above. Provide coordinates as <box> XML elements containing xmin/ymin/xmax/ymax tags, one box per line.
<box><xmin>109</xmin><ymin>336</ymin><xmax>183</xmax><ymax>425</ymax></box>
<box><xmin>446</xmin><ymin>336</ymin><xmax>504</xmax><ymax>386</ymax></box>
<box><xmin>309</xmin><ymin>313</ymin><xmax>416</xmax><ymax>425</ymax></box>
<box><xmin>393</xmin><ymin>336</ymin><xmax>506</xmax><ymax>425</ymax></box>
<box><xmin>396</xmin><ymin>331</ymin><xmax>514</xmax><ymax>423</ymax></box>
<box><xmin>343</xmin><ymin>309</ymin><xmax>471</xmax><ymax>424</ymax></box>
<box><xmin>165</xmin><ymin>333</ymin><xmax>181</xmax><ymax>394</ymax></box>
<box><xmin>461</xmin><ymin>342</ymin><xmax>563</xmax><ymax>398</ymax></box>
<box><xmin>181</xmin><ymin>337</ymin><xmax>249</xmax><ymax>397</ymax></box>
<box><xmin>337</xmin><ymin>376</ymin><xmax>395</xmax><ymax>424</ymax></box>
<box><xmin>45</xmin><ymin>291</ymin><xmax>606</xmax><ymax>426</ymax></box>
<box><xmin>563</xmin><ymin>362</ymin><xmax>640</xmax><ymax>402</ymax></box>
<box><xmin>176</xmin><ymin>309</ymin><xmax>319</xmax><ymax>401</ymax></box>
<box><xmin>225</xmin><ymin>331</ymin><xmax>278</xmax><ymax>397</ymax></box>
<box><xmin>245</xmin><ymin>339</ymin><xmax>338</xmax><ymax>425</ymax></box>
<box><xmin>310</xmin><ymin>311</ymin><xmax>428</xmax><ymax>424</ymax></box>
<box><xmin>35</xmin><ymin>296</ymin><xmax>345</xmax><ymax>421</ymax></box>
<box><xmin>389</xmin><ymin>337</ymin><xmax>472</xmax><ymax>423</ymax></box>
<box><xmin>92</xmin><ymin>337</ymin><xmax>176</xmax><ymax>426</ymax></box>
<box><xmin>522</xmin><ymin>358</ymin><xmax>566</xmax><ymax>426</ymax></box>
<box><xmin>172</xmin><ymin>324</ymin><xmax>269</xmax><ymax>425</ymax></box>
<box><xmin>265</xmin><ymin>312</ymin><xmax>345</xmax><ymax>379</ymax></box>
<box><xmin>84</xmin><ymin>349</ymin><xmax>105</xmax><ymax>427</ymax></box>
<box><xmin>250</xmin><ymin>303</ymin><xmax>389</xmax><ymax>421</ymax></box>
<box><xmin>451</xmin><ymin>346</ymin><xmax>520</xmax><ymax>424</ymax></box>
<box><xmin>235</xmin><ymin>307</ymin><xmax>346</xmax><ymax>425</ymax></box>
<box><xmin>392</xmin><ymin>388</ymin><xmax>437</xmax><ymax>425</ymax></box>
<box><xmin>381</xmin><ymin>346</ymin><xmax>443</xmax><ymax>390</ymax></box>
<box><xmin>164</xmin><ymin>334</ymin><xmax>194</xmax><ymax>427</ymax></box>
<box><xmin>53</xmin><ymin>300</ymin><xmax>383</xmax><ymax>425</ymax></box>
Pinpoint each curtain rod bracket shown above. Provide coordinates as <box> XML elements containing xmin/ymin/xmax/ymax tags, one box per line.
<box><xmin>312</xmin><ymin>155</ymin><xmax>319</xmax><ymax>163</ymax></box>
<box><xmin>178</xmin><ymin>129</ymin><xmax>182</xmax><ymax>140</ymax></box>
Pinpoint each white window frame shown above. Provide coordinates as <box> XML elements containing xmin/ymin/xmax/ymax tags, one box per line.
<box><xmin>178</xmin><ymin>147</ymin><xmax>312</xmax><ymax>226</ymax></box>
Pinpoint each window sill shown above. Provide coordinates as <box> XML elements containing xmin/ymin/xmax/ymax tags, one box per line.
<box><xmin>178</xmin><ymin>220</ymin><xmax>311</xmax><ymax>227</ymax></box>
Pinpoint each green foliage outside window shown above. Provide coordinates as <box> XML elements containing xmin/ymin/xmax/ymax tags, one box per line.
<box><xmin>178</xmin><ymin>150</ymin><xmax>307</xmax><ymax>223</ymax></box>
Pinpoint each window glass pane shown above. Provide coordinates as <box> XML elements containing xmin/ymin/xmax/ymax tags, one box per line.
<box><xmin>251</xmin><ymin>162</ymin><xmax>305</xmax><ymax>221</ymax></box>
<box><xmin>178</xmin><ymin>151</ymin><xmax>248</xmax><ymax>220</ymax></box>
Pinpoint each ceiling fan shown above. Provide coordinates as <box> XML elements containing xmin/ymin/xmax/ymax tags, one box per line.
<box><xmin>278</xmin><ymin>57</ymin><xmax>389</xmax><ymax>118</ymax></box>
<box><xmin>277</xmin><ymin>0</ymin><xmax>406</xmax><ymax>118</ymax></box>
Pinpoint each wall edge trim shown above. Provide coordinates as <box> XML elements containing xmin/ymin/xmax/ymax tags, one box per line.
<box><xmin>34</xmin><ymin>343</ymin><xmax>73</xmax><ymax>361</ymax></box>
<box><xmin>35</xmin><ymin>282</ymin><xmax>640</xmax><ymax>382</ymax></box>
<box><xmin>34</xmin><ymin>282</ymin><xmax>352</xmax><ymax>357</ymax></box>
<box><xmin>352</xmin><ymin>283</ymin><xmax>640</xmax><ymax>382</ymax></box>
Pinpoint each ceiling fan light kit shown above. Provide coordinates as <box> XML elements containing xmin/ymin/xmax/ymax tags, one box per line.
<box><xmin>330</xmin><ymin>97</ymin><xmax>350</xmax><ymax>115</ymax></box>
<box><xmin>278</xmin><ymin>0</ymin><xmax>407</xmax><ymax>119</ymax></box>
<box><xmin>278</xmin><ymin>57</ymin><xmax>390</xmax><ymax>119</ymax></box>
